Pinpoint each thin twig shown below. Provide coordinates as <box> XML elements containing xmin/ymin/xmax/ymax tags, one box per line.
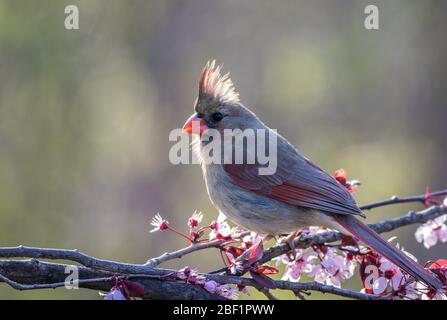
<box><xmin>0</xmin><ymin>246</ymin><xmax>156</xmax><ymax>274</ymax></box>
<box><xmin>146</xmin><ymin>239</ymin><xmax>227</xmax><ymax>267</ymax></box>
<box><xmin>147</xmin><ymin>231</ymin><xmax>250</xmax><ymax>267</ymax></box>
<box><xmin>0</xmin><ymin>273</ymin><xmax>113</xmax><ymax>291</ymax></box>
<box><xmin>258</xmin><ymin>287</ymin><xmax>279</xmax><ymax>300</ymax></box>
<box><xmin>360</xmin><ymin>189</ymin><xmax>447</xmax><ymax>210</ymax></box>
<box><xmin>0</xmin><ymin>272</ymin><xmax>169</xmax><ymax>291</ymax></box>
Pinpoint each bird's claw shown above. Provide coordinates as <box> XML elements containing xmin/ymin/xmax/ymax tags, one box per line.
<box><xmin>281</xmin><ymin>231</ymin><xmax>301</xmax><ymax>260</ymax></box>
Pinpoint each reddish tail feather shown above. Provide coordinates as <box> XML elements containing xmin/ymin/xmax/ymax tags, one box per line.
<box><xmin>333</xmin><ymin>215</ymin><xmax>443</xmax><ymax>290</ymax></box>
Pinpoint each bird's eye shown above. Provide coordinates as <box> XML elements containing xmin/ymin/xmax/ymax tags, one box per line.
<box><xmin>211</xmin><ymin>112</ymin><xmax>224</xmax><ymax>122</ymax></box>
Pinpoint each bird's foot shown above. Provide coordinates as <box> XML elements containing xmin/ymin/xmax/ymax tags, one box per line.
<box><xmin>280</xmin><ymin>230</ymin><xmax>301</xmax><ymax>260</ymax></box>
<box><xmin>283</xmin><ymin>230</ymin><xmax>301</xmax><ymax>249</ymax></box>
<box><xmin>262</xmin><ymin>234</ymin><xmax>274</xmax><ymax>244</ymax></box>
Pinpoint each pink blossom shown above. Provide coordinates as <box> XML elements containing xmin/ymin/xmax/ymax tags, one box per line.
<box><xmin>104</xmin><ymin>287</ymin><xmax>126</xmax><ymax>300</ymax></box>
<box><xmin>188</xmin><ymin>211</ymin><xmax>203</xmax><ymax>228</ymax></box>
<box><xmin>372</xmin><ymin>277</ymin><xmax>389</xmax><ymax>295</ymax></box>
<box><xmin>399</xmin><ymin>280</ymin><xmax>423</xmax><ymax>300</ymax></box>
<box><xmin>149</xmin><ymin>213</ymin><xmax>169</xmax><ymax>233</ymax></box>
<box><xmin>195</xmin><ymin>275</ymin><xmax>206</xmax><ymax>285</ymax></box>
<box><xmin>210</xmin><ymin>220</ymin><xmax>219</xmax><ymax>230</ymax></box>
<box><xmin>306</xmin><ymin>247</ymin><xmax>356</xmax><ymax>287</ymax></box>
<box><xmin>279</xmin><ymin>246</ymin><xmax>356</xmax><ymax>287</ymax></box>
<box><xmin>423</xmin><ymin>289</ymin><xmax>447</xmax><ymax>300</ymax></box>
<box><xmin>216</xmin><ymin>285</ymin><xmax>238</xmax><ymax>299</ymax></box>
<box><xmin>415</xmin><ymin>215</ymin><xmax>447</xmax><ymax>249</ymax></box>
<box><xmin>237</xmin><ymin>285</ymin><xmax>250</xmax><ymax>295</ymax></box>
<box><xmin>372</xmin><ymin>258</ymin><xmax>405</xmax><ymax>294</ymax></box>
<box><xmin>203</xmin><ymin>280</ymin><xmax>239</xmax><ymax>299</ymax></box>
<box><xmin>209</xmin><ymin>219</ymin><xmax>234</xmax><ymax>240</ymax></box>
<box><xmin>177</xmin><ymin>266</ymin><xmax>199</xmax><ymax>283</ymax></box>
<box><xmin>282</xmin><ymin>258</ymin><xmax>307</xmax><ymax>282</ymax></box>
<box><xmin>241</xmin><ymin>232</ymin><xmax>262</xmax><ymax>249</ymax></box>
<box><xmin>280</xmin><ymin>249</ymin><xmax>314</xmax><ymax>282</ymax></box>
<box><xmin>204</xmin><ymin>280</ymin><xmax>219</xmax><ymax>293</ymax></box>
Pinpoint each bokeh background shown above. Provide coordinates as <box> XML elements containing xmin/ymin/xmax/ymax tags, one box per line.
<box><xmin>0</xmin><ymin>0</ymin><xmax>446</xmax><ymax>299</ymax></box>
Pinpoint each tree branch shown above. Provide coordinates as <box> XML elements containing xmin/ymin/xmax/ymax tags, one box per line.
<box><xmin>0</xmin><ymin>259</ymin><xmax>225</xmax><ymax>300</ymax></box>
<box><xmin>0</xmin><ymin>259</ymin><xmax>378</xmax><ymax>300</ymax></box>
<box><xmin>259</xmin><ymin>204</ymin><xmax>446</xmax><ymax>264</ymax></box>
<box><xmin>0</xmin><ymin>202</ymin><xmax>445</xmax><ymax>300</ymax></box>
<box><xmin>147</xmin><ymin>231</ymin><xmax>250</xmax><ymax>267</ymax></box>
<box><xmin>359</xmin><ymin>189</ymin><xmax>447</xmax><ymax>210</ymax></box>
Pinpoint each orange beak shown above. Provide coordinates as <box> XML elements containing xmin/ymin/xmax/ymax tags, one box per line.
<box><xmin>182</xmin><ymin>113</ymin><xmax>208</xmax><ymax>135</ymax></box>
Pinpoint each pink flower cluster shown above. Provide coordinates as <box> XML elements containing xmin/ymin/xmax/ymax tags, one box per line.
<box><xmin>275</xmin><ymin>225</ymin><xmax>447</xmax><ymax>299</ymax></box>
<box><xmin>359</xmin><ymin>250</ymin><xmax>447</xmax><ymax>300</ymax></box>
<box><xmin>415</xmin><ymin>214</ymin><xmax>447</xmax><ymax>249</ymax></box>
<box><xmin>209</xmin><ymin>214</ymin><xmax>236</xmax><ymax>241</ymax></box>
<box><xmin>177</xmin><ymin>267</ymin><xmax>239</xmax><ymax>299</ymax></box>
<box><xmin>277</xmin><ymin>228</ymin><xmax>356</xmax><ymax>287</ymax></box>
<box><xmin>149</xmin><ymin>211</ymin><xmax>239</xmax><ymax>244</ymax></box>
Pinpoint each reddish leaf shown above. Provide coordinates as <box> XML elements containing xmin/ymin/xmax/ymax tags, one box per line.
<box><xmin>428</xmin><ymin>259</ymin><xmax>447</xmax><ymax>286</ymax></box>
<box><xmin>333</xmin><ymin>169</ymin><xmax>347</xmax><ymax>185</ymax></box>
<box><xmin>363</xmin><ymin>287</ymin><xmax>374</xmax><ymax>295</ymax></box>
<box><xmin>252</xmin><ymin>265</ymin><xmax>279</xmax><ymax>275</ymax></box>
<box><xmin>249</xmin><ymin>271</ymin><xmax>276</xmax><ymax>289</ymax></box>
<box><xmin>245</xmin><ymin>240</ymin><xmax>264</xmax><ymax>264</ymax></box>
<box><xmin>333</xmin><ymin>169</ymin><xmax>358</xmax><ymax>193</ymax></box>
<box><xmin>429</xmin><ymin>259</ymin><xmax>447</xmax><ymax>269</ymax></box>
<box><xmin>104</xmin><ymin>287</ymin><xmax>127</xmax><ymax>300</ymax></box>
<box><xmin>341</xmin><ymin>235</ymin><xmax>359</xmax><ymax>247</ymax></box>
<box><xmin>122</xmin><ymin>280</ymin><xmax>145</xmax><ymax>298</ymax></box>
<box><xmin>225</xmin><ymin>246</ymin><xmax>246</xmax><ymax>259</ymax></box>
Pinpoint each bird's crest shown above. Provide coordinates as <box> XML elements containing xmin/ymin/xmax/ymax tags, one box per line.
<box><xmin>199</xmin><ymin>60</ymin><xmax>240</xmax><ymax>104</ymax></box>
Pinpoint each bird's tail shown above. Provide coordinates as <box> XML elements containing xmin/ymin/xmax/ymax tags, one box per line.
<box><xmin>333</xmin><ymin>214</ymin><xmax>443</xmax><ymax>290</ymax></box>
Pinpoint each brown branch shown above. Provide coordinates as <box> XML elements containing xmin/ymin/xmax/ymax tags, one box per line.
<box><xmin>258</xmin><ymin>287</ymin><xmax>279</xmax><ymax>300</ymax></box>
<box><xmin>199</xmin><ymin>272</ymin><xmax>381</xmax><ymax>300</ymax></box>
<box><xmin>147</xmin><ymin>239</ymin><xmax>227</xmax><ymax>267</ymax></box>
<box><xmin>359</xmin><ymin>189</ymin><xmax>447</xmax><ymax>210</ymax></box>
<box><xmin>259</xmin><ymin>204</ymin><xmax>447</xmax><ymax>264</ymax></box>
<box><xmin>0</xmin><ymin>204</ymin><xmax>445</xmax><ymax>300</ymax></box>
<box><xmin>0</xmin><ymin>259</ymin><xmax>377</xmax><ymax>300</ymax></box>
<box><xmin>0</xmin><ymin>259</ymin><xmax>225</xmax><ymax>300</ymax></box>
<box><xmin>0</xmin><ymin>245</ymin><xmax>156</xmax><ymax>274</ymax></box>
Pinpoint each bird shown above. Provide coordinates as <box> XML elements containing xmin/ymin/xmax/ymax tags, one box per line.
<box><xmin>182</xmin><ymin>60</ymin><xmax>443</xmax><ymax>290</ymax></box>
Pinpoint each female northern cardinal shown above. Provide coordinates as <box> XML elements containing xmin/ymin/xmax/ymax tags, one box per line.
<box><xmin>182</xmin><ymin>61</ymin><xmax>442</xmax><ymax>289</ymax></box>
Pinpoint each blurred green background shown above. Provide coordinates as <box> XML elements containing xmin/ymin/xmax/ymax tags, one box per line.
<box><xmin>0</xmin><ymin>0</ymin><xmax>446</xmax><ymax>299</ymax></box>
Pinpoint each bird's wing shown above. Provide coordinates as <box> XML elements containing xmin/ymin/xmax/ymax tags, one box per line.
<box><xmin>223</xmin><ymin>150</ymin><xmax>363</xmax><ymax>217</ymax></box>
